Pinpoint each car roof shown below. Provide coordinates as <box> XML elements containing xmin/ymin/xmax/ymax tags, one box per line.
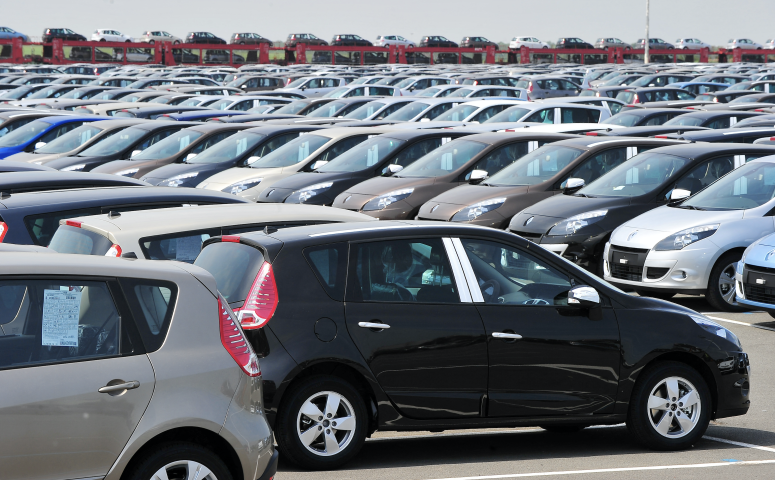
<box><xmin>37</xmin><ymin>115</ymin><xmax>100</xmax><ymax>125</ymax></box>
<box><xmin>294</xmin><ymin>126</ymin><xmax>395</xmax><ymax>140</ymax></box>
<box><xmin>69</xmin><ymin>203</ymin><xmax>376</xmax><ymax>239</ymax></box>
<box><xmin>645</xmin><ymin>143</ymin><xmax>775</xmax><ymax>159</ymax></box>
<box><xmin>669</xmin><ymin>127</ymin><xmax>775</xmax><ymax>140</ymax></box>
<box><xmin>0</xmin><ymin>171</ymin><xmax>147</xmax><ymax>194</ymax></box>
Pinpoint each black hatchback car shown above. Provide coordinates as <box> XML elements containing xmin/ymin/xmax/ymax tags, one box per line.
<box><xmin>185</xmin><ymin>32</ymin><xmax>227</xmax><ymax>44</ymax></box>
<box><xmin>42</xmin><ymin>28</ymin><xmax>86</xmax><ymax>42</ymax></box>
<box><xmin>509</xmin><ymin>144</ymin><xmax>775</xmax><ymax>273</ymax></box>
<box><xmin>557</xmin><ymin>37</ymin><xmax>594</xmax><ymax>49</ymax></box>
<box><xmin>193</xmin><ymin>221</ymin><xmax>751</xmax><ymax>470</ymax></box>
<box><xmin>330</xmin><ymin>34</ymin><xmax>373</xmax><ymax>47</ymax></box>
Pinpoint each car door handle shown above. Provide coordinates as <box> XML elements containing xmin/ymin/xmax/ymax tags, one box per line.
<box><xmin>358</xmin><ymin>322</ymin><xmax>391</xmax><ymax>329</ymax></box>
<box><xmin>98</xmin><ymin>381</ymin><xmax>140</xmax><ymax>394</ymax></box>
<box><xmin>492</xmin><ymin>332</ymin><xmax>522</xmax><ymax>340</ymax></box>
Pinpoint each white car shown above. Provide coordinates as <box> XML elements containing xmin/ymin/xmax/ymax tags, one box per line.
<box><xmin>765</xmin><ymin>39</ymin><xmax>775</xmax><ymax>50</ymax></box>
<box><xmin>727</xmin><ymin>38</ymin><xmax>764</xmax><ymax>50</ymax></box>
<box><xmin>736</xmin><ymin>230</ymin><xmax>775</xmax><ymax>317</ymax></box>
<box><xmin>375</xmin><ymin>35</ymin><xmax>415</xmax><ymax>48</ymax></box>
<box><xmin>141</xmin><ymin>30</ymin><xmax>182</xmax><ymax>44</ymax></box>
<box><xmin>604</xmin><ymin>154</ymin><xmax>775</xmax><ymax>311</ymax></box>
<box><xmin>675</xmin><ymin>38</ymin><xmax>711</xmax><ymax>50</ymax></box>
<box><xmin>447</xmin><ymin>85</ymin><xmax>529</xmax><ymax>100</ymax></box>
<box><xmin>509</xmin><ymin>36</ymin><xmax>549</xmax><ymax>49</ymax></box>
<box><xmin>91</xmin><ymin>29</ymin><xmax>132</xmax><ymax>43</ymax></box>
<box><xmin>276</xmin><ymin>76</ymin><xmax>348</xmax><ymax>97</ymax></box>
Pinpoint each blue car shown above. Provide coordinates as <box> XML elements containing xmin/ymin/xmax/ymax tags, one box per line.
<box><xmin>0</xmin><ymin>26</ymin><xmax>29</xmax><ymax>42</ymax></box>
<box><xmin>667</xmin><ymin>82</ymin><xmax>730</xmax><ymax>96</ymax></box>
<box><xmin>155</xmin><ymin>111</ymin><xmax>249</xmax><ymax>122</ymax></box>
<box><xmin>0</xmin><ymin>116</ymin><xmax>105</xmax><ymax>159</ymax></box>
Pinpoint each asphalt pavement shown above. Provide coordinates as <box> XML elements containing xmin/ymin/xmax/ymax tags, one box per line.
<box><xmin>275</xmin><ymin>295</ymin><xmax>775</xmax><ymax>480</ymax></box>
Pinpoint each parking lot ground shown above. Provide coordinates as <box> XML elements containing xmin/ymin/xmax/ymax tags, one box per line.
<box><xmin>276</xmin><ymin>295</ymin><xmax>775</xmax><ymax>480</ymax></box>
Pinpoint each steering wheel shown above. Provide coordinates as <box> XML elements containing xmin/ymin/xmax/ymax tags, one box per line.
<box><xmin>479</xmin><ymin>280</ymin><xmax>501</xmax><ymax>303</ymax></box>
<box><xmin>522</xmin><ymin>298</ymin><xmax>550</xmax><ymax>305</ymax></box>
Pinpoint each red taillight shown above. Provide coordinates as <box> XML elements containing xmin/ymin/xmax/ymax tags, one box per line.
<box><xmin>234</xmin><ymin>262</ymin><xmax>278</xmax><ymax>330</ymax></box>
<box><xmin>713</xmin><ymin>98</ymin><xmax>719</xmax><ymax>103</ymax></box>
<box><xmin>105</xmin><ymin>244</ymin><xmax>122</xmax><ymax>257</ymax></box>
<box><xmin>585</xmin><ymin>132</ymin><xmax>600</xmax><ymax>136</ymax></box>
<box><xmin>655</xmin><ymin>135</ymin><xmax>669</xmax><ymax>138</ymax></box>
<box><xmin>65</xmin><ymin>220</ymin><xmax>82</xmax><ymax>228</ymax></box>
<box><xmin>473</xmin><ymin>80</ymin><xmax>478</xmax><ymax>86</ymax></box>
<box><xmin>596</xmin><ymin>92</ymin><xmax>601</xmax><ymax>97</ymax></box>
<box><xmin>221</xmin><ymin>235</ymin><xmax>240</xmax><ymax>243</ymax></box>
<box><xmin>633</xmin><ymin>94</ymin><xmax>640</xmax><ymax>104</ymax></box>
<box><xmin>0</xmin><ymin>222</ymin><xmax>7</xmax><ymax>243</ymax></box>
<box><xmin>219</xmin><ymin>297</ymin><xmax>261</xmax><ymax>377</ymax></box>
<box><xmin>527</xmin><ymin>82</ymin><xmax>533</xmax><ymax>92</ymax></box>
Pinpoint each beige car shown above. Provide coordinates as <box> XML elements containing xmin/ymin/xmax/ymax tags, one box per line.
<box><xmin>48</xmin><ymin>203</ymin><xmax>374</xmax><ymax>261</ymax></box>
<box><xmin>0</xmin><ymin>251</ymin><xmax>277</xmax><ymax>480</ymax></box>
<box><xmin>140</xmin><ymin>30</ymin><xmax>182</xmax><ymax>44</ymax></box>
<box><xmin>72</xmin><ymin>101</ymin><xmax>155</xmax><ymax>116</ymax></box>
<box><xmin>197</xmin><ymin>127</ymin><xmax>395</xmax><ymax>201</ymax></box>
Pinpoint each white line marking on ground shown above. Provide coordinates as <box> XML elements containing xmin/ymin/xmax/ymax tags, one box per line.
<box><xmin>708</xmin><ymin>315</ymin><xmax>775</xmax><ymax>333</ymax></box>
<box><xmin>704</xmin><ymin>435</ymin><xmax>775</xmax><ymax>454</ymax></box>
<box><xmin>421</xmin><ymin>460</ymin><xmax>775</xmax><ymax>480</ymax></box>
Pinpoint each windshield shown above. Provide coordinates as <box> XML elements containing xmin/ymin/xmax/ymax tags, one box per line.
<box><xmin>1</xmin><ymin>86</ymin><xmax>37</xmax><ymax>100</ymax></box>
<box><xmin>0</xmin><ymin>119</ymin><xmax>51</xmax><ymax>147</ymax></box>
<box><xmin>324</xmin><ymin>88</ymin><xmax>349</xmax><ymax>98</ymax></box>
<box><xmin>249</xmin><ymin>134</ymin><xmax>330</xmax><ymax>168</ymax></box>
<box><xmin>383</xmin><ymin>102</ymin><xmax>433</xmax><ymax>121</ymax></box>
<box><xmin>682</xmin><ymin>161</ymin><xmax>775</xmax><ymax>210</ymax></box>
<box><xmin>78</xmin><ymin>126</ymin><xmax>149</xmax><ymax>156</ymax></box>
<box><xmin>578</xmin><ymin>152</ymin><xmax>690</xmax><ymax>197</ymax></box>
<box><xmin>344</xmin><ymin>101</ymin><xmax>386</xmax><ymax>120</ymax></box>
<box><xmin>483</xmin><ymin>106</ymin><xmax>532</xmax><ymax>123</ymax></box>
<box><xmin>188</xmin><ymin>131</ymin><xmax>266</xmax><ymax>164</ymax></box>
<box><xmin>316</xmin><ymin>136</ymin><xmax>406</xmax><ymax>173</ymax></box>
<box><xmin>131</xmin><ymin>129</ymin><xmax>204</xmax><ymax>160</ymax></box>
<box><xmin>306</xmin><ymin>101</ymin><xmax>348</xmax><ymax>118</ymax></box>
<box><xmin>602</xmin><ymin>113</ymin><xmax>643</xmax><ymax>127</ymax></box>
<box><xmin>485</xmin><ymin>146</ymin><xmax>585</xmax><ymax>186</ymax></box>
<box><xmin>395</xmin><ymin>78</ymin><xmax>417</xmax><ymax>89</ymax></box>
<box><xmin>59</xmin><ymin>88</ymin><xmax>94</xmax><ymax>100</ymax></box>
<box><xmin>448</xmin><ymin>89</ymin><xmax>474</xmax><ymax>97</ymax></box>
<box><xmin>398</xmin><ymin>140</ymin><xmax>488</xmax><ymax>178</ymax></box>
<box><xmin>419</xmin><ymin>88</ymin><xmax>440</xmax><ymax>97</ymax></box>
<box><xmin>35</xmin><ymin>124</ymin><xmax>104</xmax><ymax>154</ymax></box>
<box><xmin>663</xmin><ymin>115</ymin><xmax>705</xmax><ymax>127</ymax></box>
<box><xmin>286</xmin><ymin>78</ymin><xmax>308</xmax><ymax>88</ymax></box>
<box><xmin>434</xmin><ymin>104</ymin><xmax>479</xmax><ymax>122</ymax></box>
<box><xmin>272</xmin><ymin>100</ymin><xmax>308</xmax><ymax>114</ymax></box>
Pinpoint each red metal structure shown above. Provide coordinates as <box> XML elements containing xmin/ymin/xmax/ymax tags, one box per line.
<box><xmin>0</xmin><ymin>38</ymin><xmax>773</xmax><ymax>68</ymax></box>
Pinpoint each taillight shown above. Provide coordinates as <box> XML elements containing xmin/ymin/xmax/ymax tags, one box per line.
<box><xmin>633</xmin><ymin>94</ymin><xmax>640</xmax><ymax>104</ymax></box>
<box><xmin>713</xmin><ymin>98</ymin><xmax>719</xmax><ymax>103</ymax></box>
<box><xmin>219</xmin><ymin>297</ymin><xmax>261</xmax><ymax>377</ymax></box>
<box><xmin>585</xmin><ymin>132</ymin><xmax>600</xmax><ymax>136</ymax></box>
<box><xmin>234</xmin><ymin>262</ymin><xmax>278</xmax><ymax>330</ymax></box>
<box><xmin>105</xmin><ymin>244</ymin><xmax>122</xmax><ymax>257</ymax></box>
<box><xmin>527</xmin><ymin>82</ymin><xmax>533</xmax><ymax>92</ymax></box>
<box><xmin>655</xmin><ymin>135</ymin><xmax>669</xmax><ymax>138</ymax></box>
<box><xmin>0</xmin><ymin>222</ymin><xmax>7</xmax><ymax>242</ymax></box>
<box><xmin>473</xmin><ymin>80</ymin><xmax>478</xmax><ymax>85</ymax></box>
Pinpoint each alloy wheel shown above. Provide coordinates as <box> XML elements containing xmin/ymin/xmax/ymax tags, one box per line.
<box><xmin>151</xmin><ymin>460</ymin><xmax>219</xmax><ymax>480</ymax></box>
<box><xmin>647</xmin><ymin>376</ymin><xmax>701</xmax><ymax>439</ymax></box>
<box><xmin>296</xmin><ymin>390</ymin><xmax>356</xmax><ymax>457</ymax></box>
<box><xmin>717</xmin><ymin>262</ymin><xmax>738</xmax><ymax>305</ymax></box>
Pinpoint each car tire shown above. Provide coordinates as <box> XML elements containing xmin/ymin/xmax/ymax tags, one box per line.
<box><xmin>148</xmin><ymin>40</ymin><xmax>155</xmax><ymax>44</ymax></box>
<box><xmin>275</xmin><ymin>375</ymin><xmax>368</xmax><ymax>470</ymax></box>
<box><xmin>626</xmin><ymin>361</ymin><xmax>711</xmax><ymax>451</ymax></box>
<box><xmin>99</xmin><ymin>38</ymin><xmax>106</xmax><ymax>42</ymax></box>
<box><xmin>542</xmin><ymin>46</ymin><xmax>548</xmax><ymax>49</ymax></box>
<box><xmin>174</xmin><ymin>40</ymin><xmax>180</xmax><ymax>44</ymax></box>
<box><xmin>125</xmin><ymin>442</ymin><xmax>233</xmax><ymax>480</ymax></box>
<box><xmin>239</xmin><ymin>41</ymin><xmax>245</xmax><ymax>45</ymax></box>
<box><xmin>125</xmin><ymin>40</ymin><xmax>131</xmax><ymax>43</ymax></box>
<box><xmin>540</xmin><ymin>425</ymin><xmax>586</xmax><ymax>433</ymax></box>
<box><xmin>706</xmin><ymin>251</ymin><xmax>745</xmax><ymax>312</ymax></box>
<box><xmin>636</xmin><ymin>291</ymin><xmax>676</xmax><ymax>301</ymax></box>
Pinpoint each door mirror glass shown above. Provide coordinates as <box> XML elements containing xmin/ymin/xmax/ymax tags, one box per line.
<box><xmin>311</xmin><ymin>160</ymin><xmax>328</xmax><ymax>170</ymax></box>
<box><xmin>246</xmin><ymin>155</ymin><xmax>261</xmax><ymax>165</ymax></box>
<box><xmin>186</xmin><ymin>153</ymin><xmax>197</xmax><ymax>161</ymax></box>
<box><xmin>381</xmin><ymin>164</ymin><xmax>403</xmax><ymax>176</ymax></box>
<box><xmin>562</xmin><ymin>177</ymin><xmax>586</xmax><ymax>193</ymax></box>
<box><xmin>35</xmin><ymin>142</ymin><xmax>46</xmax><ymax>149</ymax></box>
<box><xmin>130</xmin><ymin>149</ymin><xmax>142</xmax><ymax>158</ymax></box>
<box><xmin>568</xmin><ymin>285</ymin><xmax>600</xmax><ymax>307</ymax></box>
<box><xmin>670</xmin><ymin>188</ymin><xmax>691</xmax><ymax>201</ymax></box>
<box><xmin>468</xmin><ymin>169</ymin><xmax>488</xmax><ymax>184</ymax></box>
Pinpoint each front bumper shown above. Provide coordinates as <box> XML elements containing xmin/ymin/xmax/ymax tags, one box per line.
<box><xmin>736</xmin><ymin>263</ymin><xmax>775</xmax><ymax>311</ymax></box>
<box><xmin>714</xmin><ymin>352</ymin><xmax>751</xmax><ymax>419</ymax></box>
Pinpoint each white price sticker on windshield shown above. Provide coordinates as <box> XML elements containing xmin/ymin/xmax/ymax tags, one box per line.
<box><xmin>42</xmin><ymin>289</ymin><xmax>82</xmax><ymax>347</ymax></box>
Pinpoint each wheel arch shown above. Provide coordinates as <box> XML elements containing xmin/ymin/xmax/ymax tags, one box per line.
<box><xmin>706</xmin><ymin>246</ymin><xmax>747</xmax><ymax>289</ymax></box>
<box><xmin>635</xmin><ymin>352</ymin><xmax>719</xmax><ymax>417</ymax></box>
<box><xmin>119</xmin><ymin>426</ymin><xmax>244</xmax><ymax>480</ymax></box>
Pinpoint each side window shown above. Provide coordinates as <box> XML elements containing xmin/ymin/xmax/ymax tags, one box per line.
<box><xmin>705</xmin><ymin>116</ymin><xmax>731</xmax><ymax>129</ymax></box>
<box><xmin>569</xmin><ymin>148</ymin><xmax>628</xmax><ymax>185</ymax></box>
<box><xmin>346</xmin><ymin>87</ymin><xmax>365</xmax><ymax>97</ymax></box>
<box><xmin>248</xmin><ymin>132</ymin><xmax>301</xmax><ymax>161</ymax></box>
<box><xmin>423</xmin><ymin>102</ymin><xmax>455</xmax><ymax>119</ymax></box>
<box><xmin>315</xmin><ymin>135</ymin><xmax>370</xmax><ymax>163</ymax></box>
<box><xmin>560</xmin><ymin>108</ymin><xmax>600</xmax><ymax>123</ymax></box>
<box><xmin>607</xmin><ymin>101</ymin><xmax>623</xmax><ymax>115</ymax></box>
<box><xmin>0</xmin><ymin>280</ymin><xmax>121</xmax><ymax>369</ymax></box>
<box><xmin>464</xmin><ymin>142</ymin><xmax>529</xmax><ymax>179</ymax></box>
<box><xmin>387</xmin><ymin>137</ymin><xmax>444</xmax><ymax>168</ymax></box>
<box><xmin>231</xmin><ymin>100</ymin><xmax>253</xmax><ymax>111</ymax></box>
<box><xmin>561</xmin><ymin>80</ymin><xmax>578</xmax><ymax>91</ymax></box>
<box><xmin>644</xmin><ymin>113</ymin><xmax>669</xmax><ymax>126</ymax></box>
<box><xmin>24</xmin><ymin>208</ymin><xmax>102</xmax><ymax>246</ymax></box>
<box><xmin>471</xmin><ymin>105</ymin><xmax>509</xmax><ymax>123</ymax></box>
<box><xmin>37</xmin><ymin>122</ymin><xmax>85</xmax><ymax>144</ymax></box>
<box><xmin>304</xmin><ymin>243</ymin><xmax>348</xmax><ymax>301</ymax></box>
<box><xmin>525</xmin><ymin>108</ymin><xmax>555</xmax><ymax>123</ymax></box>
<box><xmin>674</xmin><ymin>156</ymin><xmax>735</xmax><ymax>194</ymax></box>
<box><xmin>376</xmin><ymin>102</ymin><xmax>410</xmax><ymax>119</ymax></box>
<box><xmin>135</xmin><ymin>128</ymin><xmax>180</xmax><ymax>151</ymax></box>
<box><xmin>190</xmin><ymin>131</ymin><xmax>238</xmax><ymax>154</ymax></box>
<box><xmin>119</xmin><ymin>278</ymin><xmax>177</xmax><ymax>352</ymax></box>
<box><xmin>140</xmin><ymin>229</ymin><xmax>221</xmax><ymax>263</ymax></box>
<box><xmin>349</xmin><ymin>238</ymin><xmax>459</xmax><ymax>304</ymax></box>
<box><xmin>459</xmin><ymin>239</ymin><xmax>572</xmax><ymax>305</ymax></box>
<box><xmin>369</xmin><ymin>87</ymin><xmax>393</xmax><ymax>96</ymax></box>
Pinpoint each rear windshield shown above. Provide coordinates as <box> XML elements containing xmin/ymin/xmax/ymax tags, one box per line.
<box><xmin>132</xmin><ymin>129</ymin><xmax>204</xmax><ymax>160</ymax></box>
<box><xmin>24</xmin><ymin>208</ymin><xmax>101</xmax><ymax>246</ymax></box>
<box><xmin>194</xmin><ymin>242</ymin><xmax>264</xmax><ymax>305</ymax></box>
<box><xmin>140</xmin><ymin>228</ymin><xmax>221</xmax><ymax>263</ymax></box>
<box><xmin>48</xmin><ymin>225</ymin><xmax>114</xmax><ymax>255</ymax></box>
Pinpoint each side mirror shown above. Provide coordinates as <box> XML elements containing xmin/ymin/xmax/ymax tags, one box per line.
<box><xmin>382</xmin><ymin>164</ymin><xmax>403</xmax><ymax>176</ymax></box>
<box><xmin>246</xmin><ymin>156</ymin><xmax>260</xmax><ymax>165</ymax></box>
<box><xmin>34</xmin><ymin>141</ymin><xmax>46</xmax><ymax>149</ymax></box>
<box><xmin>311</xmin><ymin>160</ymin><xmax>328</xmax><ymax>170</ymax></box>
<box><xmin>185</xmin><ymin>153</ymin><xmax>197</xmax><ymax>161</ymax></box>
<box><xmin>561</xmin><ymin>177</ymin><xmax>585</xmax><ymax>194</ymax></box>
<box><xmin>568</xmin><ymin>285</ymin><xmax>600</xmax><ymax>307</ymax></box>
<box><xmin>467</xmin><ymin>169</ymin><xmax>488</xmax><ymax>184</ymax></box>
<box><xmin>130</xmin><ymin>149</ymin><xmax>142</xmax><ymax>158</ymax></box>
<box><xmin>669</xmin><ymin>188</ymin><xmax>691</xmax><ymax>201</ymax></box>
<box><xmin>419</xmin><ymin>117</ymin><xmax>431</xmax><ymax>122</ymax></box>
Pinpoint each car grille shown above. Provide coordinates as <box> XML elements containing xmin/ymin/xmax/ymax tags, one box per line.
<box><xmin>511</xmin><ymin>231</ymin><xmax>542</xmax><ymax>243</ymax></box>
<box><xmin>744</xmin><ymin>264</ymin><xmax>775</xmax><ymax>304</ymax></box>
<box><xmin>646</xmin><ymin>267</ymin><xmax>670</xmax><ymax>280</ymax></box>
<box><xmin>611</xmin><ymin>264</ymin><xmax>643</xmax><ymax>282</ymax></box>
<box><xmin>610</xmin><ymin>245</ymin><xmax>649</xmax><ymax>254</ymax></box>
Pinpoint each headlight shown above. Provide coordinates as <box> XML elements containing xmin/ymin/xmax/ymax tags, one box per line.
<box><xmin>288</xmin><ymin>181</ymin><xmax>333</xmax><ymax>203</ymax></box>
<box><xmin>451</xmin><ymin>197</ymin><xmax>507</xmax><ymax>222</ymax></box>
<box><xmin>362</xmin><ymin>188</ymin><xmax>414</xmax><ymax>211</ymax></box>
<box><xmin>61</xmin><ymin>164</ymin><xmax>86</xmax><ymax>172</ymax></box>
<box><xmin>654</xmin><ymin>224</ymin><xmax>719</xmax><ymax>251</ymax></box>
<box><xmin>115</xmin><ymin>168</ymin><xmax>139</xmax><ymax>177</ymax></box>
<box><xmin>548</xmin><ymin>210</ymin><xmax>608</xmax><ymax>236</ymax></box>
<box><xmin>689</xmin><ymin>314</ymin><xmax>741</xmax><ymax>348</ymax></box>
<box><xmin>223</xmin><ymin>177</ymin><xmax>263</xmax><ymax>195</ymax></box>
<box><xmin>164</xmin><ymin>172</ymin><xmax>198</xmax><ymax>187</ymax></box>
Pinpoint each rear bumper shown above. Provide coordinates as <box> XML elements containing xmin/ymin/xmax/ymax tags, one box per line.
<box><xmin>256</xmin><ymin>449</ymin><xmax>279</xmax><ymax>480</ymax></box>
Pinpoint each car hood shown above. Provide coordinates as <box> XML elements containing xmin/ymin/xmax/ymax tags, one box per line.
<box><xmin>41</xmin><ymin>155</ymin><xmax>112</xmax><ymax>171</ymax></box>
<box><xmin>142</xmin><ymin>163</ymin><xmax>227</xmax><ymax>186</ymax></box>
<box><xmin>263</xmin><ymin>170</ymin><xmax>356</xmax><ymax>191</ymax></box>
<box><xmin>757</xmin><ymin>233</ymin><xmax>775</xmax><ymax>247</ymax></box>
<box><xmin>4</xmin><ymin>151</ymin><xmax>66</xmax><ymax>164</ymax></box>
<box><xmin>425</xmin><ymin>183</ymin><xmax>530</xmax><ymax>208</ymax></box>
<box><xmin>0</xmin><ymin>145</ymin><xmax>25</xmax><ymax>159</ymax></box>
<box><xmin>509</xmin><ymin>195</ymin><xmax>633</xmax><ymax>232</ymax></box>
<box><xmin>92</xmin><ymin>159</ymin><xmax>154</xmax><ymax>175</ymax></box>
<box><xmin>198</xmin><ymin>166</ymin><xmax>289</xmax><ymax>190</ymax></box>
<box><xmin>610</xmin><ymin>207</ymin><xmax>745</xmax><ymax>249</ymax></box>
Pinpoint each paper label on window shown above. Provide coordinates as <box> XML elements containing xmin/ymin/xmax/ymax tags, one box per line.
<box><xmin>42</xmin><ymin>289</ymin><xmax>82</xmax><ymax>347</ymax></box>
<box><xmin>175</xmin><ymin>235</ymin><xmax>202</xmax><ymax>261</ymax></box>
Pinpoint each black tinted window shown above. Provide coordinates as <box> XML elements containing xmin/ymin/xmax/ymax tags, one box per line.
<box><xmin>119</xmin><ymin>278</ymin><xmax>177</xmax><ymax>352</ymax></box>
<box><xmin>304</xmin><ymin>243</ymin><xmax>348</xmax><ymax>301</ymax></box>
<box><xmin>194</xmin><ymin>242</ymin><xmax>264</xmax><ymax>306</ymax></box>
<box><xmin>140</xmin><ymin>229</ymin><xmax>221</xmax><ymax>263</ymax></box>
<box><xmin>24</xmin><ymin>208</ymin><xmax>101</xmax><ymax>246</ymax></box>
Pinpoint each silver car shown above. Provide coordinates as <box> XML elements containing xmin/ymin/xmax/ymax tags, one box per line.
<box><xmin>0</xmin><ymin>251</ymin><xmax>277</xmax><ymax>480</ymax></box>
<box><xmin>375</xmin><ymin>35</ymin><xmax>415</xmax><ymax>48</ymax></box>
<box><xmin>594</xmin><ymin>38</ymin><xmax>631</xmax><ymax>50</ymax></box>
<box><xmin>727</xmin><ymin>38</ymin><xmax>764</xmax><ymax>50</ymax></box>
<box><xmin>141</xmin><ymin>30</ymin><xmax>182</xmax><ymax>44</ymax></box>
<box><xmin>675</xmin><ymin>38</ymin><xmax>711</xmax><ymax>49</ymax></box>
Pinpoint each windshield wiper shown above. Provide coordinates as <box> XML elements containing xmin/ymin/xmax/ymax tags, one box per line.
<box><xmin>678</xmin><ymin>204</ymin><xmax>703</xmax><ymax>210</ymax></box>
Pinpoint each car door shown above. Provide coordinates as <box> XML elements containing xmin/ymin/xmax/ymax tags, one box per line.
<box><xmin>451</xmin><ymin>237</ymin><xmax>620</xmax><ymax>417</ymax></box>
<box><xmin>0</xmin><ymin>278</ymin><xmax>155</xmax><ymax>480</ymax></box>
<box><xmin>344</xmin><ymin>236</ymin><xmax>488</xmax><ymax>419</ymax></box>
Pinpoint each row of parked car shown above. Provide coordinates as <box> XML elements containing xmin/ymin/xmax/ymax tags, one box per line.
<box><xmin>0</xmin><ymin>58</ymin><xmax>769</xmax><ymax>477</ymax></box>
